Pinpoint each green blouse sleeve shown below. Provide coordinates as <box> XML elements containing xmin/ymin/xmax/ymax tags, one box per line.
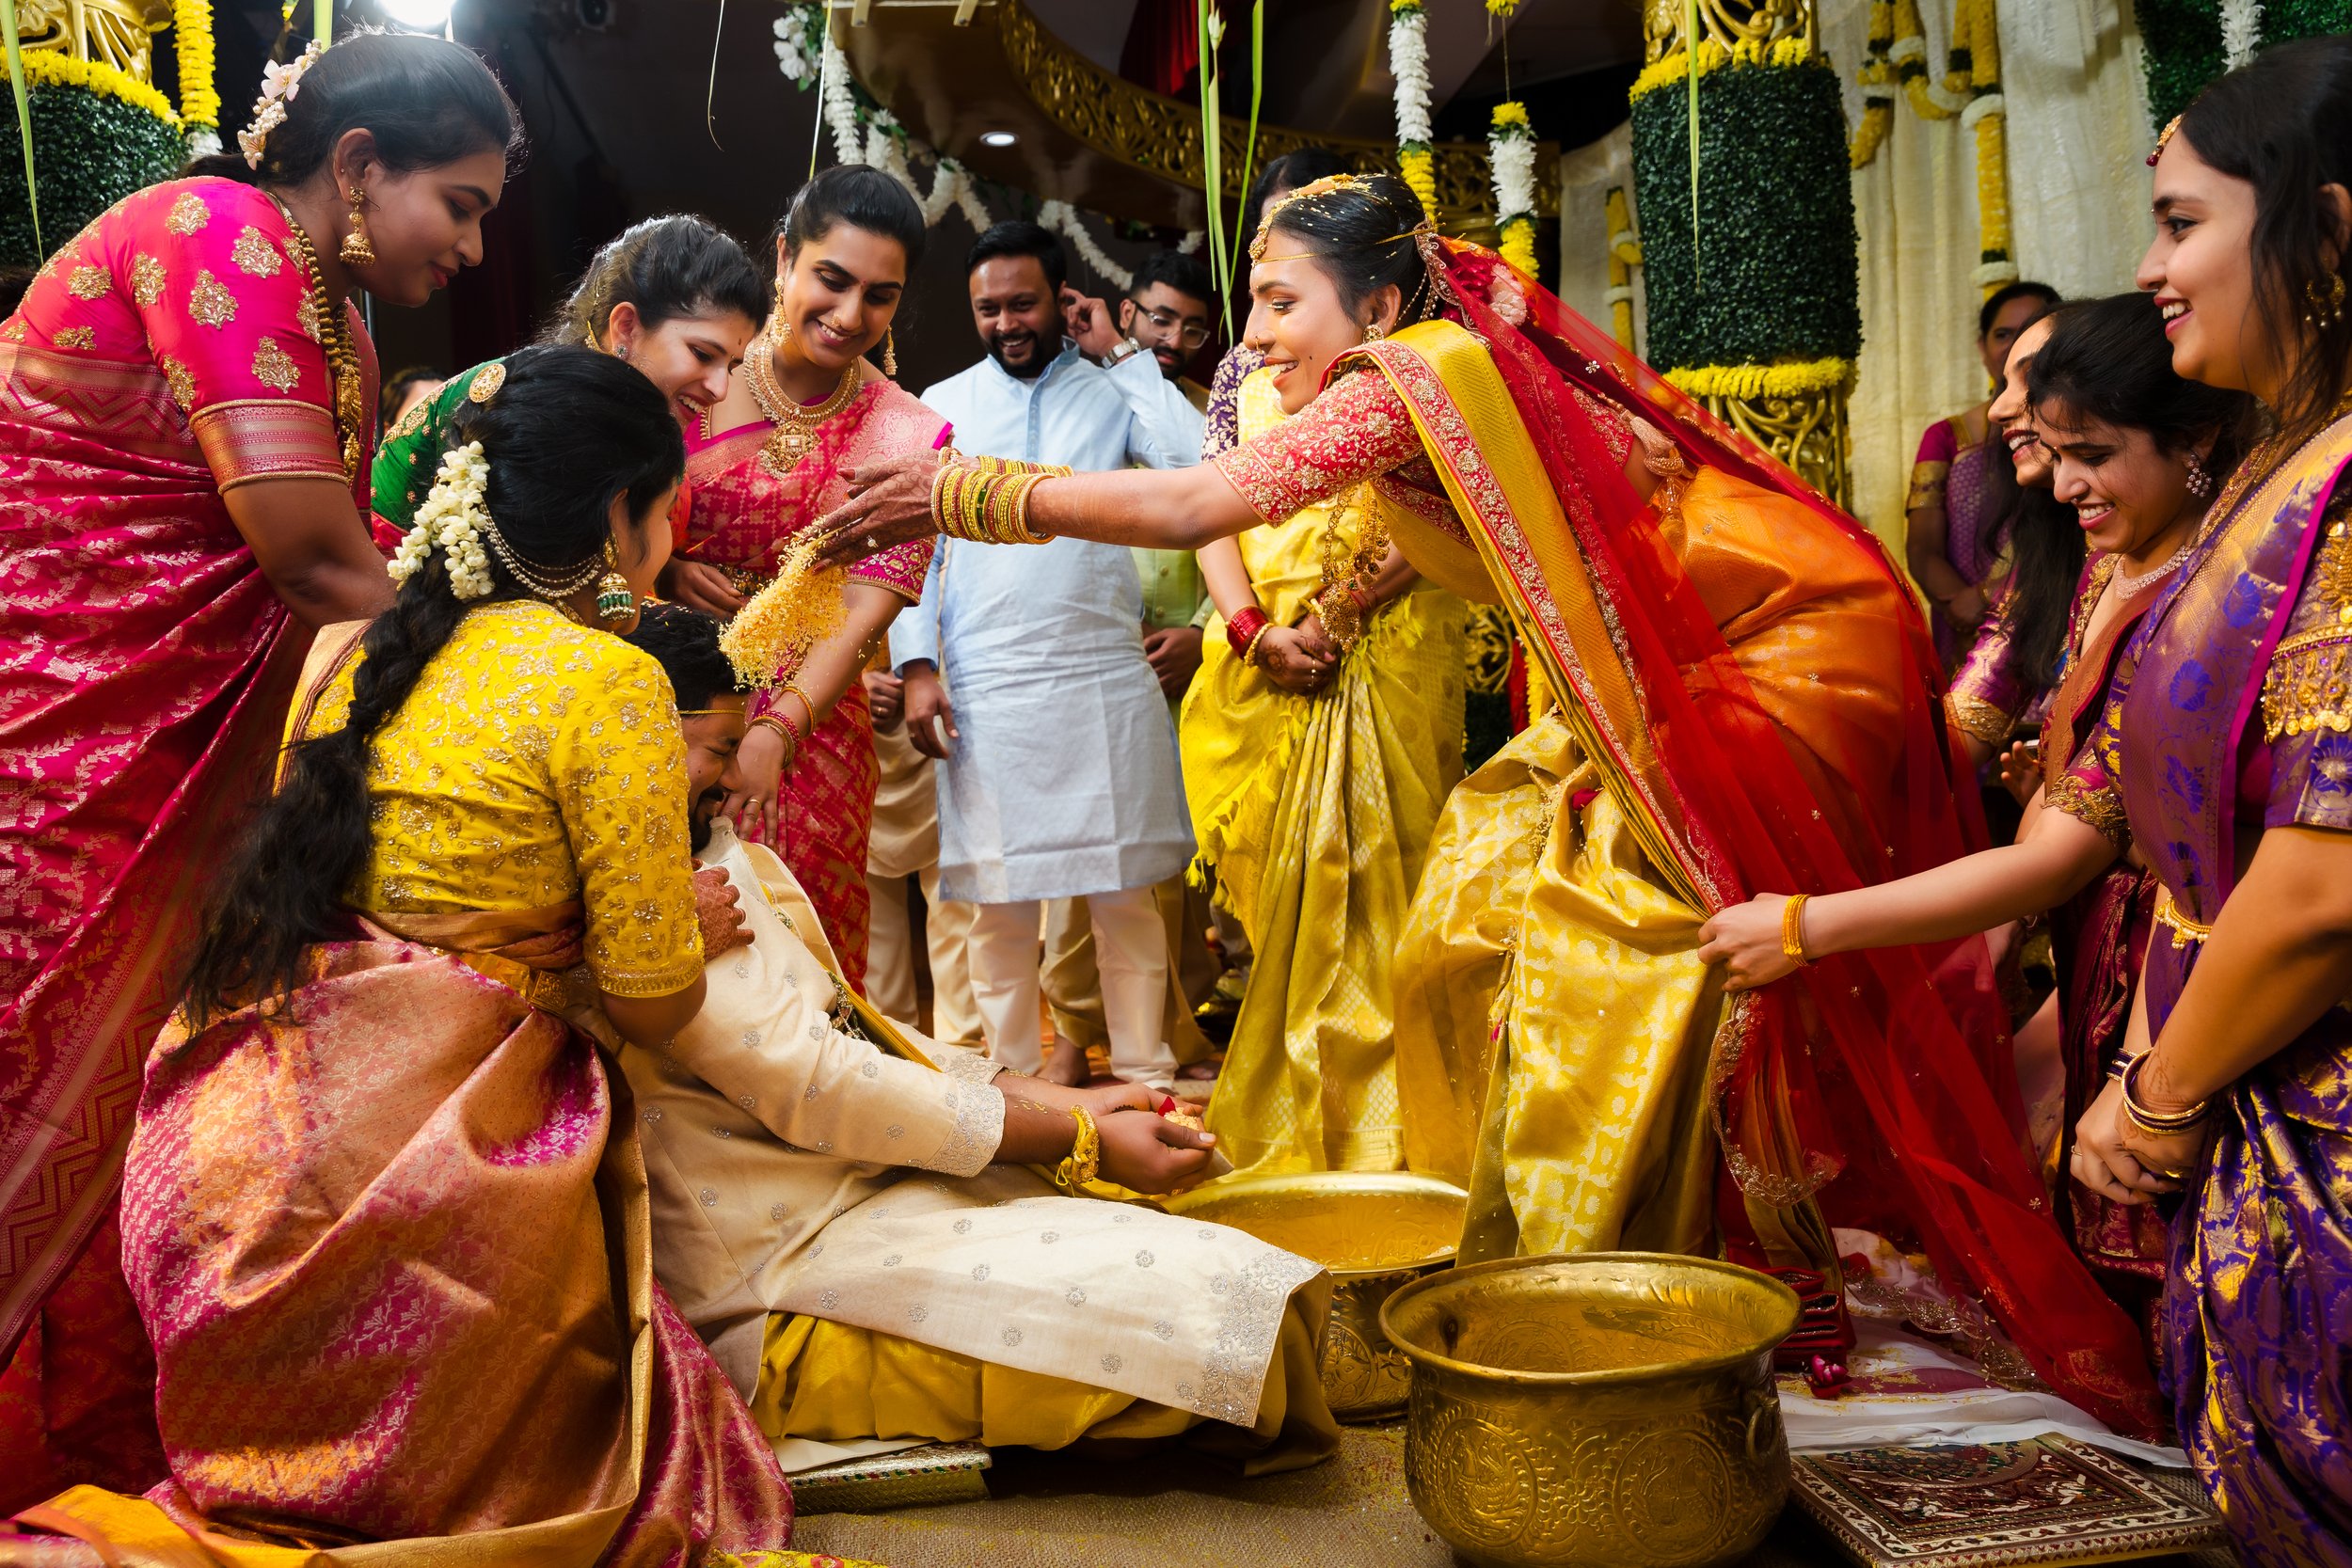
<box><xmin>371</xmin><ymin>360</ymin><xmax>500</xmax><ymax>531</ymax></box>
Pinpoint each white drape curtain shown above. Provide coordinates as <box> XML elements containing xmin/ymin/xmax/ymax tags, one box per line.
<box><xmin>1553</xmin><ymin>1</ymin><xmax>2153</xmax><ymax>547</ymax></box>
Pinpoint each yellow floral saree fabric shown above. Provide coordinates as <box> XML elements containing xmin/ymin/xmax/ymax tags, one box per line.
<box><xmin>1182</xmin><ymin>369</ymin><xmax>1465</xmax><ymax>1176</ymax></box>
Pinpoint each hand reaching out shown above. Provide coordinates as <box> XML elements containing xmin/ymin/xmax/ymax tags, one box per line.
<box><xmin>1694</xmin><ymin>894</ymin><xmax>1803</xmax><ymax>991</ymax></box>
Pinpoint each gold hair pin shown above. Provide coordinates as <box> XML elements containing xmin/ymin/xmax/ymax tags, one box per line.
<box><xmin>2147</xmin><ymin>114</ymin><xmax>2183</xmax><ymax>167</ymax></box>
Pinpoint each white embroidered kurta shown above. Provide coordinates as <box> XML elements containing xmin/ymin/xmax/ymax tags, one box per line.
<box><xmin>897</xmin><ymin>345</ymin><xmax>1200</xmax><ymax>903</ymax></box>
<box><xmin>615</xmin><ymin>820</ymin><xmax>1328</xmax><ymax>1429</ymax></box>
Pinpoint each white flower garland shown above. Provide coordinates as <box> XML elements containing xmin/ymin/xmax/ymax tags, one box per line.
<box><xmin>1389</xmin><ymin>4</ymin><xmax>1431</xmax><ymax>145</ymax></box>
<box><xmin>2221</xmin><ymin>0</ymin><xmax>2264</xmax><ymax>70</ymax></box>
<box><xmin>818</xmin><ymin>28</ymin><xmax>863</xmax><ymax>168</ymax></box>
<box><xmin>771</xmin><ymin>8</ymin><xmax>818</xmax><ymax>84</ymax></box>
<box><xmin>783</xmin><ymin>5</ymin><xmax>1152</xmax><ymax>289</ymax></box>
<box><xmin>1489</xmin><ymin>121</ymin><xmax>1536</xmax><ymax>225</ymax></box>
<box><xmin>1039</xmin><ymin>200</ymin><xmax>1134</xmax><ymax>293</ymax></box>
<box><xmin>388</xmin><ymin>441</ymin><xmax>496</xmax><ymax>600</ymax></box>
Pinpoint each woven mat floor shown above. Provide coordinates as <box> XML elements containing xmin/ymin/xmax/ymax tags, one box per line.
<box><xmin>787</xmin><ymin>1424</ymin><xmax>2241</xmax><ymax>1568</ymax></box>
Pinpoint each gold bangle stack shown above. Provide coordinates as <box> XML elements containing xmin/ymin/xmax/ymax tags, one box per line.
<box><xmin>1241</xmin><ymin>625</ymin><xmax>1273</xmax><ymax>666</ymax></box>
<box><xmin>2119</xmin><ymin>1051</ymin><xmax>2209</xmax><ymax>1137</ymax></box>
<box><xmin>1055</xmin><ymin>1105</ymin><xmax>1102</xmax><ymax>1192</ymax></box>
<box><xmin>1779</xmin><ymin>894</ymin><xmax>1812</xmax><ymax>968</ymax></box>
<box><xmin>930</xmin><ymin>454</ymin><xmax>1073</xmax><ymax>546</ymax></box>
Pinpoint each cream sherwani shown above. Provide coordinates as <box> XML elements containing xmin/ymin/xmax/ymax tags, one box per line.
<box><xmin>614</xmin><ymin>819</ymin><xmax>1330</xmax><ymax>1449</ymax></box>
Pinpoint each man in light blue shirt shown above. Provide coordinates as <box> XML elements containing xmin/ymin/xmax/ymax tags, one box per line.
<box><xmin>896</xmin><ymin>222</ymin><xmax>1200</xmax><ymax>1091</ymax></box>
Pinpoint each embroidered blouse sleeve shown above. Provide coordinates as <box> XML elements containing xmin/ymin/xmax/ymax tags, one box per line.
<box><xmin>843</xmin><ymin>388</ymin><xmax>945</xmax><ymax>600</ymax></box>
<box><xmin>555</xmin><ymin>641</ymin><xmax>706</xmax><ymax>997</ymax></box>
<box><xmin>2044</xmin><ymin>673</ymin><xmax>2133</xmax><ymax>848</ymax></box>
<box><xmin>2262</xmin><ymin>493</ymin><xmax>2352</xmax><ymax>832</ymax></box>
<box><xmin>1908</xmin><ymin>418</ymin><xmax>1958</xmax><ymax>513</ymax></box>
<box><xmin>127</xmin><ymin>182</ymin><xmax>344</xmax><ymax>490</ymax></box>
<box><xmin>1211</xmin><ymin>367</ymin><xmax>1429</xmax><ymax>525</ymax></box>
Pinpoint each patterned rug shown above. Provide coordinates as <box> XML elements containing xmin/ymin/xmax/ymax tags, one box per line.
<box><xmin>786</xmin><ymin>1426</ymin><xmax>2243</xmax><ymax>1568</ymax></box>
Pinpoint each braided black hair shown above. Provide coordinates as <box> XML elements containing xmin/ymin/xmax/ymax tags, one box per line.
<box><xmin>182</xmin><ymin>345</ymin><xmax>683</xmax><ymax>1024</ymax></box>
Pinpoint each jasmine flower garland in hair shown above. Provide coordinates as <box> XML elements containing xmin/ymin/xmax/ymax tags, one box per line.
<box><xmin>388</xmin><ymin>441</ymin><xmax>496</xmax><ymax>600</ymax></box>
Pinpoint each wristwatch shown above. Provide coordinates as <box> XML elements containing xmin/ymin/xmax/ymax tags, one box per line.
<box><xmin>1101</xmin><ymin>336</ymin><xmax>1145</xmax><ymax>367</ymax></box>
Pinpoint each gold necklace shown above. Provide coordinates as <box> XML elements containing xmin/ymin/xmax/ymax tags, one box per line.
<box><xmin>268</xmin><ymin>196</ymin><xmax>363</xmax><ymax>482</ymax></box>
<box><xmin>743</xmin><ymin>328</ymin><xmax>861</xmax><ymax>477</ymax></box>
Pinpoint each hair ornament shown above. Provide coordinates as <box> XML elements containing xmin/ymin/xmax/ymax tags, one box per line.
<box><xmin>238</xmin><ymin>40</ymin><xmax>327</xmax><ymax>170</ymax></box>
<box><xmin>2147</xmin><ymin>113</ymin><xmax>2183</xmax><ymax>167</ymax></box>
<box><xmin>388</xmin><ymin>440</ymin><xmax>497</xmax><ymax>601</ymax></box>
<box><xmin>468</xmin><ymin>361</ymin><xmax>506</xmax><ymax>403</ymax></box>
<box><xmin>1249</xmin><ymin>172</ymin><xmax>1384</xmax><ymax>262</ymax></box>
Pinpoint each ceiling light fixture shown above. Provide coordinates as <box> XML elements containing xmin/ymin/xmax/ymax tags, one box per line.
<box><xmin>979</xmin><ymin>131</ymin><xmax>1017</xmax><ymax>148</ymax></box>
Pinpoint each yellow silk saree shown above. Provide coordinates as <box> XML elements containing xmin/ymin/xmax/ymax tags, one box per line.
<box><xmin>1183</xmin><ymin>368</ymin><xmax>1465</xmax><ymax>1177</ymax></box>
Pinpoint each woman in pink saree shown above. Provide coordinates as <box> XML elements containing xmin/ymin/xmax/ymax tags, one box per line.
<box><xmin>669</xmin><ymin>168</ymin><xmax>946</xmax><ymax>992</ymax></box>
<box><xmin>0</xmin><ymin>34</ymin><xmax>518</xmax><ymax>1504</ymax></box>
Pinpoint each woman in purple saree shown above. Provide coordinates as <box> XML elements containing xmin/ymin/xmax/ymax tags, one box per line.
<box><xmin>2060</xmin><ymin>40</ymin><xmax>2352</xmax><ymax>1567</ymax></box>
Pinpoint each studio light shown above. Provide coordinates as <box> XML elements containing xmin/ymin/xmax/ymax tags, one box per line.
<box><xmin>979</xmin><ymin>131</ymin><xmax>1017</xmax><ymax>148</ymax></box>
<box><xmin>379</xmin><ymin>0</ymin><xmax>455</xmax><ymax>30</ymax></box>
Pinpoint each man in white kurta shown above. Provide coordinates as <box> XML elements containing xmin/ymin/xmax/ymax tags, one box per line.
<box><xmin>604</xmin><ymin>606</ymin><xmax>1336</xmax><ymax>1475</ymax></box>
<box><xmin>898</xmin><ymin>221</ymin><xmax>1200</xmax><ymax>1092</ymax></box>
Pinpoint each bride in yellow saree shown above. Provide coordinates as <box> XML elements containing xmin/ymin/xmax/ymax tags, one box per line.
<box><xmin>815</xmin><ymin>173</ymin><xmax>2164</xmax><ymax>1437</ymax></box>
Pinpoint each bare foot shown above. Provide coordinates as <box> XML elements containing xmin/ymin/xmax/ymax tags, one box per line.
<box><xmin>1177</xmin><ymin>1059</ymin><xmax>1220</xmax><ymax>1083</ymax></box>
<box><xmin>1039</xmin><ymin>1036</ymin><xmax>1089</xmax><ymax>1087</ymax></box>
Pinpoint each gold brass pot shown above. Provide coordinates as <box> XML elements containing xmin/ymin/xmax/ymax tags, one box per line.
<box><xmin>1380</xmin><ymin>1253</ymin><xmax>1799</xmax><ymax>1568</ymax></box>
<box><xmin>1166</xmin><ymin>1171</ymin><xmax>1465</xmax><ymax>1420</ymax></box>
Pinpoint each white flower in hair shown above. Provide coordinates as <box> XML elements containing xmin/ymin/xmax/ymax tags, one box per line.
<box><xmin>387</xmin><ymin>441</ymin><xmax>497</xmax><ymax>600</ymax></box>
<box><xmin>238</xmin><ymin>40</ymin><xmax>326</xmax><ymax>169</ymax></box>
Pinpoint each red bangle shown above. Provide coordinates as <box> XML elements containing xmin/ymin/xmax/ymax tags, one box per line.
<box><xmin>1225</xmin><ymin>607</ymin><xmax>1270</xmax><ymax>660</ymax></box>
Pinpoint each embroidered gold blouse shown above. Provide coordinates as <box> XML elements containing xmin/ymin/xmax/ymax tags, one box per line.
<box><xmin>300</xmin><ymin>600</ymin><xmax>704</xmax><ymax>997</ymax></box>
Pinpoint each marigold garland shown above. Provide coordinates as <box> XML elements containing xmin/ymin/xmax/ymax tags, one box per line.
<box><xmin>1488</xmin><ymin>101</ymin><xmax>1537</xmax><ymax>276</ymax></box>
<box><xmin>174</xmin><ymin>0</ymin><xmax>220</xmax><ymax>130</ymax></box>
<box><xmin>20</xmin><ymin>51</ymin><xmax>177</xmax><ymax>123</ymax></box>
<box><xmin>1663</xmin><ymin>358</ymin><xmax>1854</xmax><ymax>400</ymax></box>
<box><xmin>719</xmin><ymin>533</ymin><xmax>849</xmax><ymax>690</ymax></box>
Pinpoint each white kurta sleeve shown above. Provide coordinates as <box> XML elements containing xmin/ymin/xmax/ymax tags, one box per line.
<box><xmin>666</xmin><ymin>829</ymin><xmax>1006</xmax><ymax>1178</ymax></box>
<box><xmin>1104</xmin><ymin>350</ymin><xmax>1202</xmax><ymax>469</ymax></box>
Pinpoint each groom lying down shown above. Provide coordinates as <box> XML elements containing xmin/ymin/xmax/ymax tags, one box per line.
<box><xmin>596</xmin><ymin>603</ymin><xmax>1337</xmax><ymax>1473</ymax></box>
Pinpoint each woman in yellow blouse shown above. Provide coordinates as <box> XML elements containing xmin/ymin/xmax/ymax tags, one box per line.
<box><xmin>64</xmin><ymin>347</ymin><xmax>796</xmax><ymax>1564</ymax></box>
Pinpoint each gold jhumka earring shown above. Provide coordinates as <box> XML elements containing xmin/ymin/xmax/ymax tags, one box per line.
<box><xmin>594</xmin><ymin>542</ymin><xmax>634</xmax><ymax>623</ymax></box>
<box><xmin>339</xmin><ymin>185</ymin><xmax>374</xmax><ymax>266</ymax></box>
<box><xmin>882</xmin><ymin>328</ymin><xmax>898</xmax><ymax>378</ymax></box>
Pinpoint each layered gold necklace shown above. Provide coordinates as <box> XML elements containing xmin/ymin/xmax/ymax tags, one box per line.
<box><xmin>268</xmin><ymin>195</ymin><xmax>363</xmax><ymax>481</ymax></box>
<box><xmin>741</xmin><ymin>326</ymin><xmax>861</xmax><ymax>477</ymax></box>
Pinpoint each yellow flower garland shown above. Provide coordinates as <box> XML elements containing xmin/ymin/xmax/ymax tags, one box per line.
<box><xmin>1663</xmin><ymin>357</ymin><xmax>1853</xmax><ymax>401</ymax></box>
<box><xmin>21</xmin><ymin>51</ymin><xmax>178</xmax><ymax>125</ymax></box>
<box><xmin>175</xmin><ymin>0</ymin><xmax>219</xmax><ymax>129</ymax></box>
<box><xmin>1397</xmin><ymin>144</ymin><xmax>1437</xmax><ymax>222</ymax></box>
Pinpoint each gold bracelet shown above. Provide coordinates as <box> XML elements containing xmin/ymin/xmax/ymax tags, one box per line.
<box><xmin>2120</xmin><ymin>1050</ymin><xmax>2209</xmax><ymax>1136</ymax></box>
<box><xmin>1241</xmin><ymin>624</ymin><xmax>1273</xmax><ymax>667</ymax></box>
<box><xmin>749</xmin><ymin>712</ymin><xmax>799</xmax><ymax>751</ymax></box>
<box><xmin>1055</xmin><ymin>1104</ymin><xmax>1101</xmax><ymax>1191</ymax></box>
<box><xmin>1779</xmin><ymin>894</ymin><xmax>1811</xmax><ymax>968</ymax></box>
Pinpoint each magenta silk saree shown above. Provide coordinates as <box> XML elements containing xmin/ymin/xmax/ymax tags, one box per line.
<box><xmin>0</xmin><ymin>179</ymin><xmax>383</xmax><ymax>1491</ymax></box>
